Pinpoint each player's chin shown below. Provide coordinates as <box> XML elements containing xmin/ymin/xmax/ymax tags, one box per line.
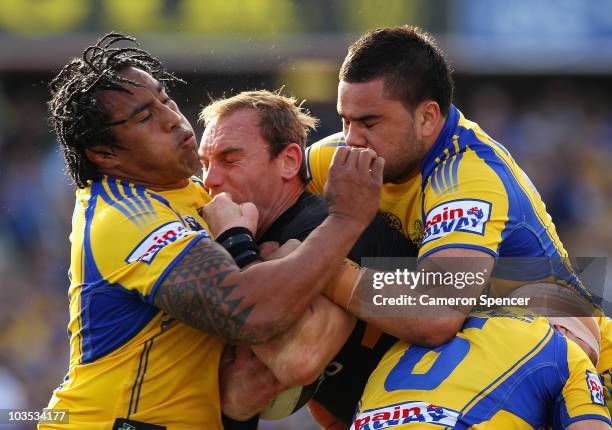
<box><xmin>182</xmin><ymin>154</ymin><xmax>204</xmax><ymax>177</ymax></box>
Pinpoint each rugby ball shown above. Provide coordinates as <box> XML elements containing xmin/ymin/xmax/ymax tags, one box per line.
<box><xmin>259</xmin><ymin>381</ymin><xmax>318</xmax><ymax>420</ymax></box>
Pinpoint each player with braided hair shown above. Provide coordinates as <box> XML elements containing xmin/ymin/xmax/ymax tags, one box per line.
<box><xmin>48</xmin><ymin>33</ymin><xmax>183</xmax><ymax>188</ymax></box>
<box><xmin>40</xmin><ymin>33</ymin><xmax>383</xmax><ymax>430</ymax></box>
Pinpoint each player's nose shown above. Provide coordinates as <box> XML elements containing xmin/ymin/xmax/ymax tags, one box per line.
<box><xmin>344</xmin><ymin>125</ymin><xmax>367</xmax><ymax>148</ymax></box>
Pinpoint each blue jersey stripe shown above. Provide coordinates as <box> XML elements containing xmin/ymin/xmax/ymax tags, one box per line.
<box><xmin>133</xmin><ymin>338</ymin><xmax>154</xmax><ymax>414</ymax></box>
<box><xmin>462</xmin><ymin>134</ymin><xmax>591</xmax><ymax>301</ymax></box>
<box><xmin>443</xmin><ymin>156</ymin><xmax>453</xmax><ymax>193</ymax></box>
<box><xmin>107</xmin><ymin>179</ymin><xmax>145</xmax><ymax>225</ymax></box>
<box><xmin>148</xmin><ymin>192</ymin><xmax>184</xmax><ymax>223</ymax></box>
<box><xmin>135</xmin><ymin>184</ymin><xmax>155</xmax><ymax>215</ymax></box>
<box><xmin>96</xmin><ymin>181</ymin><xmax>141</xmax><ymax>227</ymax></box>
<box><xmin>450</xmin><ymin>151</ymin><xmax>463</xmax><ymax>192</ymax></box>
<box><xmin>82</xmin><ymin>187</ymin><xmax>103</xmax><ymax>284</ymax></box>
<box><xmin>430</xmin><ymin>170</ymin><xmax>440</xmax><ymax>195</ymax></box>
<box><xmin>459</xmin><ymin>326</ymin><xmax>556</xmax><ymax>428</ymax></box>
<box><xmin>435</xmin><ymin>161</ymin><xmax>446</xmax><ymax>193</ymax></box>
<box><xmin>128</xmin><ymin>340</ymin><xmax>149</xmax><ymax>417</ymax></box>
<box><xmin>121</xmin><ymin>182</ymin><xmax>151</xmax><ymax>222</ymax></box>
<box><xmin>462</xmin><ymin>132</ymin><xmax>544</xmax><ymax>253</ymax></box>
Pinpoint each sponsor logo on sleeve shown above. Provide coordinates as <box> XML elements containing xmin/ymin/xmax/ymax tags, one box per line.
<box><xmin>422</xmin><ymin>199</ymin><xmax>492</xmax><ymax>245</ymax></box>
<box><xmin>586</xmin><ymin>370</ymin><xmax>606</xmax><ymax>406</ymax></box>
<box><xmin>352</xmin><ymin>401</ymin><xmax>459</xmax><ymax>430</ymax></box>
<box><xmin>126</xmin><ymin>221</ymin><xmax>202</xmax><ymax>264</ymax></box>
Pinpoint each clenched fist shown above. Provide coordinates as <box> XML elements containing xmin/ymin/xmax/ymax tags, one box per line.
<box><xmin>324</xmin><ymin>146</ymin><xmax>383</xmax><ymax>229</ymax></box>
<box><xmin>201</xmin><ymin>192</ymin><xmax>259</xmax><ymax>237</ymax></box>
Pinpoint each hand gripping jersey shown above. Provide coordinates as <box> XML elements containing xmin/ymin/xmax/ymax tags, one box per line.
<box><xmin>258</xmin><ymin>192</ymin><xmax>418</xmax><ymax>426</ymax></box>
<box><xmin>306</xmin><ymin>105</ymin><xmax>597</xmax><ymax>308</ymax></box>
<box><xmin>353</xmin><ymin>308</ymin><xmax>611</xmax><ymax>430</ymax></box>
<box><xmin>222</xmin><ymin>192</ymin><xmax>418</xmax><ymax>430</ymax></box>
<box><xmin>40</xmin><ymin>176</ymin><xmax>224</xmax><ymax>430</ymax></box>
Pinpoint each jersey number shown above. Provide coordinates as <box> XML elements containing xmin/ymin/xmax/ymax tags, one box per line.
<box><xmin>384</xmin><ymin>317</ymin><xmax>486</xmax><ymax>391</ymax></box>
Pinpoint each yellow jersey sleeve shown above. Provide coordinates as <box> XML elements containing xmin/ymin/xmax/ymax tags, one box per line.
<box><xmin>419</xmin><ymin>149</ymin><xmax>508</xmax><ymax>259</ymax></box>
<box><xmin>87</xmin><ymin>180</ymin><xmax>210</xmax><ymax>303</ymax></box>
<box><xmin>305</xmin><ymin>132</ymin><xmax>343</xmax><ymax>195</ymax></box>
<box><xmin>557</xmin><ymin>338</ymin><xmax>611</xmax><ymax>428</ymax></box>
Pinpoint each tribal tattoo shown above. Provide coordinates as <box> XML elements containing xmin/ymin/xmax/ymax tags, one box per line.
<box><xmin>154</xmin><ymin>239</ymin><xmax>256</xmax><ymax>344</ymax></box>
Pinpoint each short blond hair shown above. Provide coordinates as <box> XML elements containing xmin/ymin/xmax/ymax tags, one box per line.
<box><xmin>199</xmin><ymin>90</ymin><xmax>319</xmax><ymax>182</ymax></box>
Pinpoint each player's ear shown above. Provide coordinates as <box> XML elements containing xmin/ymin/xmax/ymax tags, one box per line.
<box><xmin>85</xmin><ymin>145</ymin><xmax>121</xmax><ymax>169</ymax></box>
<box><xmin>415</xmin><ymin>100</ymin><xmax>441</xmax><ymax>139</ymax></box>
<box><xmin>279</xmin><ymin>143</ymin><xmax>302</xmax><ymax>180</ymax></box>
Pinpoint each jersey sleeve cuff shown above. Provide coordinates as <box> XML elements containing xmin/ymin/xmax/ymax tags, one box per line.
<box><xmin>418</xmin><ymin>243</ymin><xmax>498</xmax><ymax>262</ymax></box>
<box><xmin>563</xmin><ymin>413</ymin><xmax>612</xmax><ymax>428</ymax></box>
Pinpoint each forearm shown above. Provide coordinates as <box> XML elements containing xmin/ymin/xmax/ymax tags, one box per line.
<box><xmin>344</xmin><ymin>273</ymin><xmax>464</xmax><ymax>346</ymax></box>
<box><xmin>323</xmin><ymin>250</ymin><xmax>493</xmax><ymax>346</ymax></box>
<box><xmin>154</xmin><ymin>215</ymin><xmax>365</xmax><ymax>345</ymax></box>
<box><xmin>252</xmin><ymin>295</ymin><xmax>356</xmax><ymax>386</ymax></box>
<box><xmin>234</xmin><ymin>214</ymin><xmax>365</xmax><ymax>342</ymax></box>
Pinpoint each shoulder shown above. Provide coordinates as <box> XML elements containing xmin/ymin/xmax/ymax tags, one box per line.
<box><xmin>306</xmin><ymin>132</ymin><xmax>346</xmax><ymax>192</ymax></box>
<box><xmin>87</xmin><ymin>178</ymin><xmax>200</xmax><ymax>250</ymax></box>
<box><xmin>277</xmin><ymin>193</ymin><xmax>329</xmax><ymax>242</ymax></box>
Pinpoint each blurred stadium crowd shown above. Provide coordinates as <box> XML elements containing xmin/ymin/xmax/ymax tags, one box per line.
<box><xmin>0</xmin><ymin>71</ymin><xmax>610</xmax><ymax>428</ymax></box>
<box><xmin>1</xmin><ymin>1</ymin><xmax>612</xmax><ymax>428</ymax></box>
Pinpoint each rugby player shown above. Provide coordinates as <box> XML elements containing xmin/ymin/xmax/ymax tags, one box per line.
<box><xmin>353</xmin><ymin>304</ymin><xmax>611</xmax><ymax>429</ymax></box>
<box><xmin>40</xmin><ymin>33</ymin><xmax>383</xmax><ymax>429</ymax></box>
<box><xmin>197</xmin><ymin>90</ymin><xmax>417</xmax><ymax>428</ymax></box>
<box><xmin>306</xmin><ymin>26</ymin><xmax>601</xmax><ymax>351</ymax></box>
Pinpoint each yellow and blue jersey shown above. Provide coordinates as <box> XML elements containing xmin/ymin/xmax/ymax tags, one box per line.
<box><xmin>40</xmin><ymin>176</ymin><xmax>225</xmax><ymax>430</ymax></box>
<box><xmin>597</xmin><ymin>317</ymin><xmax>612</xmax><ymax>413</ymax></box>
<box><xmin>353</xmin><ymin>308</ymin><xmax>611</xmax><ymax>429</ymax></box>
<box><xmin>306</xmin><ymin>105</ymin><xmax>595</xmax><ymax>306</ymax></box>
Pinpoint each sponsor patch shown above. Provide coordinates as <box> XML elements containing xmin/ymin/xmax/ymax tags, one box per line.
<box><xmin>126</xmin><ymin>221</ymin><xmax>203</xmax><ymax>264</ymax></box>
<box><xmin>422</xmin><ymin>199</ymin><xmax>492</xmax><ymax>245</ymax></box>
<box><xmin>586</xmin><ymin>370</ymin><xmax>606</xmax><ymax>406</ymax></box>
<box><xmin>352</xmin><ymin>401</ymin><xmax>459</xmax><ymax>430</ymax></box>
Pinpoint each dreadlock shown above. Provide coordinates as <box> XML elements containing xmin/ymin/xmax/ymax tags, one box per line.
<box><xmin>48</xmin><ymin>32</ymin><xmax>184</xmax><ymax>188</ymax></box>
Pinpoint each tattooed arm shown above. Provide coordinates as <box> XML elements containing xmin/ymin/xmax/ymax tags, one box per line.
<box><xmin>154</xmin><ymin>147</ymin><xmax>383</xmax><ymax>345</ymax></box>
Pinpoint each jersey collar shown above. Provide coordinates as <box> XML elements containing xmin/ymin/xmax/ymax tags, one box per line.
<box><xmin>421</xmin><ymin>104</ymin><xmax>460</xmax><ymax>182</ymax></box>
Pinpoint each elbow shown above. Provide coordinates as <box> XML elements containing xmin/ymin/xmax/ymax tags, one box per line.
<box><xmin>412</xmin><ymin>317</ymin><xmax>464</xmax><ymax>347</ymax></box>
<box><xmin>220</xmin><ymin>399</ymin><xmax>257</xmax><ymax>422</ymax></box>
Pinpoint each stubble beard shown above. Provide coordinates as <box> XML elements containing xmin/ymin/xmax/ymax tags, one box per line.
<box><xmin>383</xmin><ymin>127</ymin><xmax>424</xmax><ymax>184</ymax></box>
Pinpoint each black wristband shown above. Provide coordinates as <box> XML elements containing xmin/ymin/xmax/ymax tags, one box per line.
<box><xmin>216</xmin><ymin>227</ymin><xmax>261</xmax><ymax>268</ymax></box>
<box><xmin>216</xmin><ymin>227</ymin><xmax>254</xmax><ymax>245</ymax></box>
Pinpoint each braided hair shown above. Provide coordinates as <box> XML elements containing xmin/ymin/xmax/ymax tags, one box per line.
<box><xmin>48</xmin><ymin>32</ymin><xmax>183</xmax><ymax>188</ymax></box>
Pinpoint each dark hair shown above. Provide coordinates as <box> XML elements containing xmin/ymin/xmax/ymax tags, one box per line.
<box><xmin>48</xmin><ymin>32</ymin><xmax>183</xmax><ymax>188</ymax></box>
<box><xmin>340</xmin><ymin>26</ymin><xmax>454</xmax><ymax>116</ymax></box>
<box><xmin>199</xmin><ymin>90</ymin><xmax>319</xmax><ymax>183</ymax></box>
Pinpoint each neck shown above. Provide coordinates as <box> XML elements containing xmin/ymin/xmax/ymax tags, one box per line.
<box><xmin>256</xmin><ymin>182</ymin><xmax>305</xmax><ymax>240</ymax></box>
<box><xmin>100</xmin><ymin>172</ymin><xmax>190</xmax><ymax>192</ymax></box>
